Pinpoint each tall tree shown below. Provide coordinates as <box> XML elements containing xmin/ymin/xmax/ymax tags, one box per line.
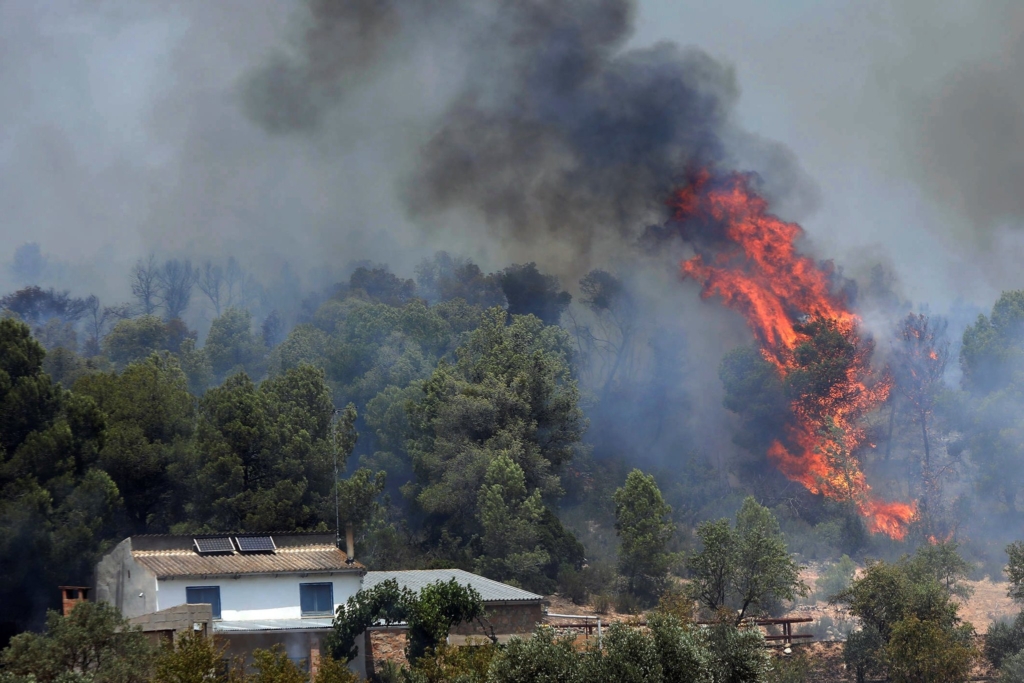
<box><xmin>204</xmin><ymin>308</ymin><xmax>267</xmax><ymax>381</ymax></box>
<box><xmin>406</xmin><ymin>308</ymin><xmax>584</xmax><ymax>543</ymax></box>
<box><xmin>74</xmin><ymin>354</ymin><xmax>195</xmax><ymax>532</ymax></box>
<box><xmin>475</xmin><ymin>455</ymin><xmax>550</xmax><ymax>590</ymax></box>
<box><xmin>183</xmin><ymin>365</ymin><xmax>340</xmax><ymax>531</ymax></box>
<box><xmin>0</xmin><ymin>286</ymin><xmax>87</xmax><ymax>326</ymax></box>
<box><xmin>687</xmin><ymin>497</ymin><xmax>805</xmax><ymax>624</ymax></box>
<box><xmin>614</xmin><ymin>469</ymin><xmax>676</xmax><ymax>605</ymax></box>
<box><xmin>130</xmin><ymin>255</ymin><xmax>161</xmax><ymax>316</ymax></box>
<box><xmin>0</xmin><ymin>319</ymin><xmax>112</xmax><ymax>637</ymax></box>
<box><xmin>156</xmin><ymin>259</ymin><xmax>197</xmax><ymax>321</ymax></box>
<box><xmin>499</xmin><ymin>263</ymin><xmax>572</xmax><ymax>325</ymax></box>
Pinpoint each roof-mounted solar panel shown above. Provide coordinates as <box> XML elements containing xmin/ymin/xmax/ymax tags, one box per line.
<box><xmin>194</xmin><ymin>537</ymin><xmax>235</xmax><ymax>554</ymax></box>
<box><xmin>235</xmin><ymin>535</ymin><xmax>275</xmax><ymax>553</ymax></box>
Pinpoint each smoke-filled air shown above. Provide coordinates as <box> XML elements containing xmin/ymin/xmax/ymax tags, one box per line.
<box><xmin>5</xmin><ymin>1</ymin><xmax>1024</xmax><ymax>680</ymax></box>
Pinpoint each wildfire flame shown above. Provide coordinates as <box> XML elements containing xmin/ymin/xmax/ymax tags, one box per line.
<box><xmin>673</xmin><ymin>170</ymin><xmax>915</xmax><ymax>539</ymax></box>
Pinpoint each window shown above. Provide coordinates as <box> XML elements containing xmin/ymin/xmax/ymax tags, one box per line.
<box><xmin>300</xmin><ymin>583</ymin><xmax>334</xmax><ymax>617</ymax></box>
<box><xmin>186</xmin><ymin>586</ymin><xmax>221</xmax><ymax>619</ymax></box>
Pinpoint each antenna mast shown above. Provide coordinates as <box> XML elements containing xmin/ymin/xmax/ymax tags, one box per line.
<box><xmin>332</xmin><ymin>409</ymin><xmax>341</xmax><ymax>550</ymax></box>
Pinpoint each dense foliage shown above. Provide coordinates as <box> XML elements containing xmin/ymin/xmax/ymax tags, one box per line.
<box><xmin>11</xmin><ymin>254</ymin><xmax>1024</xmax><ymax>679</ymax></box>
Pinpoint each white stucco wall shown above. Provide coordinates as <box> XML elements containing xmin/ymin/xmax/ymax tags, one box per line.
<box><xmin>157</xmin><ymin>573</ymin><xmax>362</xmax><ymax>620</ymax></box>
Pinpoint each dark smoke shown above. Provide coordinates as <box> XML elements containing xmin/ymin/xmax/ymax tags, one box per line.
<box><xmin>243</xmin><ymin>0</ymin><xmax>815</xmax><ymax>274</ymax></box>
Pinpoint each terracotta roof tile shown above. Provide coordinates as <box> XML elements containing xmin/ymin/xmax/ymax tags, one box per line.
<box><xmin>132</xmin><ymin>544</ymin><xmax>364</xmax><ymax>578</ymax></box>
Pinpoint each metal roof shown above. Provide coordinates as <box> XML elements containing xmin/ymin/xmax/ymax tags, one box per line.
<box><xmin>133</xmin><ymin>543</ymin><xmax>364</xmax><ymax>579</ymax></box>
<box><xmin>213</xmin><ymin>618</ymin><xmax>334</xmax><ymax>633</ymax></box>
<box><xmin>363</xmin><ymin>569</ymin><xmax>545</xmax><ymax>604</ymax></box>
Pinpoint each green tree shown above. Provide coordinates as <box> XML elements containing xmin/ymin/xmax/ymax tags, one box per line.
<box><xmin>647</xmin><ymin>614</ymin><xmax>713</xmax><ymax>683</ymax></box>
<box><xmin>326</xmin><ymin>578</ymin><xmax>484</xmax><ymax>664</ymax></box>
<box><xmin>74</xmin><ymin>354</ymin><xmax>195</xmax><ymax>532</ymax></box>
<box><xmin>613</xmin><ymin>470</ymin><xmax>676</xmax><ymax>605</ymax></box>
<box><xmin>0</xmin><ymin>319</ymin><xmax>112</xmax><ymax>634</ymax></box>
<box><xmin>887</xmin><ymin>615</ymin><xmax>975</xmax><ymax>683</ymax></box>
<box><xmin>834</xmin><ymin>547</ymin><xmax>977</xmax><ymax>683</ymax></box>
<box><xmin>103</xmin><ymin>315</ymin><xmax>171</xmax><ymax>367</ymax></box>
<box><xmin>485</xmin><ymin>626</ymin><xmax>581</xmax><ymax>683</ymax></box>
<box><xmin>406</xmin><ymin>308</ymin><xmax>584</xmax><ymax>577</ymax></box>
<box><xmin>1007</xmin><ymin>540</ymin><xmax>1024</xmax><ymax>603</ymax></box>
<box><xmin>498</xmin><ymin>263</ymin><xmax>571</xmax><ymax>326</ymax></box>
<box><xmin>475</xmin><ymin>454</ymin><xmax>549</xmax><ymax>589</ymax></box>
<box><xmin>687</xmin><ymin>497</ymin><xmax>805</xmax><ymax>623</ymax></box>
<box><xmin>718</xmin><ymin>346</ymin><xmax>789</xmax><ymax>456</ymax></box>
<box><xmin>182</xmin><ymin>365</ymin><xmax>340</xmax><ymax>532</ymax></box>
<box><xmin>204</xmin><ymin>308</ymin><xmax>267</xmax><ymax>381</ymax></box>
<box><xmin>579</xmin><ymin>622</ymin><xmax>662</xmax><ymax>683</ymax></box>
<box><xmin>961</xmin><ymin>290</ymin><xmax>1024</xmax><ymax>394</ymax></box>
<box><xmin>701</xmin><ymin>623</ymin><xmax>772</xmax><ymax>683</ymax></box>
<box><xmin>0</xmin><ymin>602</ymin><xmax>153</xmax><ymax>683</ymax></box>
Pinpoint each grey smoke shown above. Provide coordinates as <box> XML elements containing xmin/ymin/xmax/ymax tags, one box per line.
<box><xmin>242</xmin><ymin>0</ymin><xmax>815</xmax><ymax>278</ymax></box>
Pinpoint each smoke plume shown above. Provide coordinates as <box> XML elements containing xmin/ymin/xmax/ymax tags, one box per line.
<box><xmin>243</xmin><ymin>0</ymin><xmax>815</xmax><ymax>277</ymax></box>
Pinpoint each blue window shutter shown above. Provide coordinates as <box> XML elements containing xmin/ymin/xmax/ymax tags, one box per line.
<box><xmin>300</xmin><ymin>583</ymin><xmax>333</xmax><ymax>616</ymax></box>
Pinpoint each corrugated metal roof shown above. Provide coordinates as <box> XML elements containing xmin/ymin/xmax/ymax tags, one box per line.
<box><xmin>363</xmin><ymin>569</ymin><xmax>544</xmax><ymax>603</ymax></box>
<box><xmin>133</xmin><ymin>544</ymin><xmax>364</xmax><ymax>579</ymax></box>
<box><xmin>213</xmin><ymin>618</ymin><xmax>333</xmax><ymax>632</ymax></box>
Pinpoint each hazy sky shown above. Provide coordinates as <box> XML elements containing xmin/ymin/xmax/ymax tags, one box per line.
<box><xmin>1</xmin><ymin>1</ymin><xmax>1022</xmax><ymax>309</ymax></box>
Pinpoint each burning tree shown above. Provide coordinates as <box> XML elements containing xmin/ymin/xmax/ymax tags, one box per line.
<box><xmin>671</xmin><ymin>170</ymin><xmax>914</xmax><ymax>538</ymax></box>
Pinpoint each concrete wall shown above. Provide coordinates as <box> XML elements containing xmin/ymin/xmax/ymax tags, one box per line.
<box><xmin>94</xmin><ymin>538</ymin><xmax>158</xmax><ymax>619</ymax></box>
<box><xmin>451</xmin><ymin>603</ymin><xmax>544</xmax><ymax>638</ymax></box>
<box><xmin>128</xmin><ymin>603</ymin><xmax>213</xmax><ymax>646</ymax></box>
<box><xmin>157</xmin><ymin>573</ymin><xmax>362</xmax><ymax>620</ymax></box>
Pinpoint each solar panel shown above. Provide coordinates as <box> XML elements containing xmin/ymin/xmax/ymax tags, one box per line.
<box><xmin>235</xmin><ymin>535</ymin><xmax>275</xmax><ymax>553</ymax></box>
<box><xmin>194</xmin><ymin>537</ymin><xmax>235</xmax><ymax>553</ymax></box>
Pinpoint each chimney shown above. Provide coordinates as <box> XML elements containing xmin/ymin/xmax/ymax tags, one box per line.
<box><xmin>60</xmin><ymin>586</ymin><xmax>89</xmax><ymax>616</ymax></box>
<box><xmin>345</xmin><ymin>523</ymin><xmax>355</xmax><ymax>564</ymax></box>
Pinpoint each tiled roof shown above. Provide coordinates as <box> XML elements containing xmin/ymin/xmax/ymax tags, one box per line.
<box><xmin>132</xmin><ymin>543</ymin><xmax>363</xmax><ymax>579</ymax></box>
<box><xmin>213</xmin><ymin>618</ymin><xmax>334</xmax><ymax>632</ymax></box>
<box><xmin>363</xmin><ymin>569</ymin><xmax>545</xmax><ymax>603</ymax></box>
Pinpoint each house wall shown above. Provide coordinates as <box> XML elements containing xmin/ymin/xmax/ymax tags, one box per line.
<box><xmin>157</xmin><ymin>573</ymin><xmax>362</xmax><ymax>620</ymax></box>
<box><xmin>94</xmin><ymin>538</ymin><xmax>159</xmax><ymax>619</ymax></box>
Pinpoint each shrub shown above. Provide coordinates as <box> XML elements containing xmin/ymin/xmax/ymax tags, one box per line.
<box><xmin>986</xmin><ymin>612</ymin><xmax>1024</xmax><ymax>668</ymax></box>
<box><xmin>885</xmin><ymin>616</ymin><xmax>975</xmax><ymax>683</ymax></box>
<box><xmin>592</xmin><ymin>594</ymin><xmax>612</xmax><ymax>614</ymax></box>
<box><xmin>312</xmin><ymin>656</ymin><xmax>359</xmax><ymax>683</ymax></box>
<box><xmin>249</xmin><ymin>646</ymin><xmax>307</xmax><ymax>683</ymax></box>
<box><xmin>648</xmin><ymin>614</ymin><xmax>712</xmax><ymax>683</ymax></box>
<box><xmin>614</xmin><ymin>591</ymin><xmax>642</xmax><ymax>615</ymax></box>
<box><xmin>701</xmin><ymin>623</ymin><xmax>771</xmax><ymax>683</ymax></box>
<box><xmin>581</xmin><ymin>623</ymin><xmax>662</xmax><ymax>683</ymax></box>
<box><xmin>1002</xmin><ymin>650</ymin><xmax>1024</xmax><ymax>683</ymax></box>
<box><xmin>410</xmin><ymin>643</ymin><xmax>497</xmax><ymax>683</ymax></box>
<box><xmin>486</xmin><ymin>627</ymin><xmax>580</xmax><ymax>683</ymax></box>
<box><xmin>556</xmin><ymin>566</ymin><xmax>589</xmax><ymax>606</ymax></box>
<box><xmin>766</xmin><ymin>650</ymin><xmax>812</xmax><ymax>683</ymax></box>
<box><xmin>154</xmin><ymin>633</ymin><xmax>226</xmax><ymax>683</ymax></box>
<box><xmin>815</xmin><ymin>555</ymin><xmax>856</xmax><ymax>601</ymax></box>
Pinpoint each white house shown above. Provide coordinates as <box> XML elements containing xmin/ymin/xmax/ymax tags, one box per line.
<box><xmin>94</xmin><ymin>532</ymin><xmax>365</xmax><ymax>677</ymax></box>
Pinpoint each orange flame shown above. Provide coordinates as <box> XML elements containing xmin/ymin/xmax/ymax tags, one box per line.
<box><xmin>673</xmin><ymin>170</ymin><xmax>915</xmax><ymax>539</ymax></box>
